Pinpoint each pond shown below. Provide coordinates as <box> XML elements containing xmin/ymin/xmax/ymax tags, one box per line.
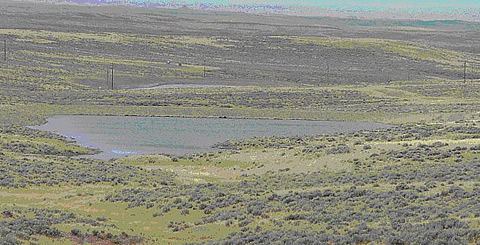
<box><xmin>32</xmin><ymin>115</ymin><xmax>390</xmax><ymax>160</ymax></box>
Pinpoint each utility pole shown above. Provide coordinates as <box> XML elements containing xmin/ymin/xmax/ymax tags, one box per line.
<box><xmin>3</xmin><ymin>40</ymin><xmax>6</xmax><ymax>62</ymax></box>
<box><xmin>111</xmin><ymin>63</ymin><xmax>114</xmax><ymax>90</ymax></box>
<box><xmin>203</xmin><ymin>58</ymin><xmax>207</xmax><ymax>78</ymax></box>
<box><xmin>325</xmin><ymin>63</ymin><xmax>329</xmax><ymax>82</ymax></box>
<box><xmin>106</xmin><ymin>68</ymin><xmax>109</xmax><ymax>89</ymax></box>
<box><xmin>464</xmin><ymin>61</ymin><xmax>467</xmax><ymax>83</ymax></box>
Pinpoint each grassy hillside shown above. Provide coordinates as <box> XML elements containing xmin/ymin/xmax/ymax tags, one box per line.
<box><xmin>0</xmin><ymin>1</ymin><xmax>480</xmax><ymax>244</ymax></box>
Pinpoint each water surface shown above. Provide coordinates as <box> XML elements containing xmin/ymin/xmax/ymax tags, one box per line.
<box><xmin>32</xmin><ymin>115</ymin><xmax>390</xmax><ymax>160</ymax></box>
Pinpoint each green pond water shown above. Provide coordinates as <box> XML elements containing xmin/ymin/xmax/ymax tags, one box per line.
<box><xmin>32</xmin><ymin>115</ymin><xmax>390</xmax><ymax>159</ymax></box>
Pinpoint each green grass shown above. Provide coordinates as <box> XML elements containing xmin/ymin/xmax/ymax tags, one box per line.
<box><xmin>1</xmin><ymin>116</ymin><xmax>480</xmax><ymax>243</ymax></box>
<box><xmin>0</xmin><ymin>29</ymin><xmax>231</xmax><ymax>48</ymax></box>
<box><xmin>289</xmin><ymin>36</ymin><xmax>480</xmax><ymax>69</ymax></box>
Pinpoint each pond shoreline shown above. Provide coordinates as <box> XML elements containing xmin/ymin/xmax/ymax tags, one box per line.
<box><xmin>31</xmin><ymin>112</ymin><xmax>387</xmax><ymax>126</ymax></box>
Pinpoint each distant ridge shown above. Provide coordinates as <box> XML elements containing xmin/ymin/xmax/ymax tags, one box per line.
<box><xmin>12</xmin><ymin>0</ymin><xmax>480</xmax><ymax>22</ymax></box>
